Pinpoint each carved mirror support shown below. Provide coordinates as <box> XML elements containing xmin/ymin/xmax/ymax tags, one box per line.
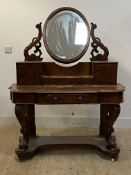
<box><xmin>90</xmin><ymin>23</ymin><xmax>109</xmax><ymax>61</ymax></box>
<box><xmin>24</xmin><ymin>23</ymin><xmax>43</xmax><ymax>61</ymax></box>
<box><xmin>24</xmin><ymin>7</ymin><xmax>109</xmax><ymax>63</ymax></box>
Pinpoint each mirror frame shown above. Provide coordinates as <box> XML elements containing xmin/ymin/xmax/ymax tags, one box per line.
<box><xmin>43</xmin><ymin>7</ymin><xmax>90</xmax><ymax>64</ymax></box>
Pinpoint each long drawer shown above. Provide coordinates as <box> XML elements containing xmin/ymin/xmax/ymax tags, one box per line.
<box><xmin>11</xmin><ymin>92</ymin><xmax>123</xmax><ymax>104</ymax></box>
<box><xmin>36</xmin><ymin>93</ymin><xmax>98</xmax><ymax>104</ymax></box>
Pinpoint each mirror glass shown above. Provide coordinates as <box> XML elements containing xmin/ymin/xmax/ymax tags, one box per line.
<box><xmin>43</xmin><ymin>8</ymin><xmax>90</xmax><ymax>64</ymax></box>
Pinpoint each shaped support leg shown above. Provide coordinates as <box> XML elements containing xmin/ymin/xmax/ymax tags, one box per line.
<box><xmin>100</xmin><ymin>104</ymin><xmax>120</xmax><ymax>159</ymax></box>
<box><xmin>15</xmin><ymin>104</ymin><xmax>36</xmax><ymax>159</ymax></box>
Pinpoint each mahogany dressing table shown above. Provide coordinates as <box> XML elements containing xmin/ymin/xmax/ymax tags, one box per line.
<box><xmin>9</xmin><ymin>7</ymin><xmax>125</xmax><ymax>161</ymax></box>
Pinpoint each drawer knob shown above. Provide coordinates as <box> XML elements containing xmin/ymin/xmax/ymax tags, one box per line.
<box><xmin>78</xmin><ymin>96</ymin><xmax>83</xmax><ymax>101</ymax></box>
<box><xmin>53</xmin><ymin>96</ymin><xmax>59</xmax><ymax>101</ymax></box>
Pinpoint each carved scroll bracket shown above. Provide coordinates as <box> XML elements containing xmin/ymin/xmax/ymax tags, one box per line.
<box><xmin>100</xmin><ymin>104</ymin><xmax>120</xmax><ymax>152</ymax></box>
<box><xmin>90</xmin><ymin>23</ymin><xmax>109</xmax><ymax>61</ymax></box>
<box><xmin>105</xmin><ymin>104</ymin><xmax>120</xmax><ymax>137</ymax></box>
<box><xmin>15</xmin><ymin>104</ymin><xmax>36</xmax><ymax>151</ymax></box>
<box><xmin>24</xmin><ymin>23</ymin><xmax>43</xmax><ymax>61</ymax></box>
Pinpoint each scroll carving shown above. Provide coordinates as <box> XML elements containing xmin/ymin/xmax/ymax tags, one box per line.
<box><xmin>15</xmin><ymin>104</ymin><xmax>36</xmax><ymax>151</ymax></box>
<box><xmin>15</xmin><ymin>104</ymin><xmax>29</xmax><ymax>150</ymax></box>
<box><xmin>15</xmin><ymin>104</ymin><xmax>28</xmax><ymax>136</ymax></box>
<box><xmin>105</xmin><ymin>104</ymin><xmax>120</xmax><ymax>137</ymax></box>
<box><xmin>24</xmin><ymin>23</ymin><xmax>43</xmax><ymax>61</ymax></box>
<box><xmin>100</xmin><ymin>104</ymin><xmax>120</xmax><ymax>152</ymax></box>
<box><xmin>90</xmin><ymin>23</ymin><xmax>109</xmax><ymax>61</ymax></box>
<box><xmin>15</xmin><ymin>104</ymin><xmax>36</xmax><ymax>136</ymax></box>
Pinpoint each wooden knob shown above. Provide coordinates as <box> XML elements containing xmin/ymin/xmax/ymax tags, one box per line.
<box><xmin>78</xmin><ymin>96</ymin><xmax>83</xmax><ymax>101</ymax></box>
<box><xmin>53</xmin><ymin>96</ymin><xmax>59</xmax><ymax>101</ymax></box>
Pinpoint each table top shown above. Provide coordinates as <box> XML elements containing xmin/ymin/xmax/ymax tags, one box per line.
<box><xmin>9</xmin><ymin>83</ymin><xmax>125</xmax><ymax>94</ymax></box>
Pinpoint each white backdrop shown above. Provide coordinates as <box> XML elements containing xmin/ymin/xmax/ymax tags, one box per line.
<box><xmin>0</xmin><ymin>0</ymin><xmax>130</xmax><ymax>127</ymax></box>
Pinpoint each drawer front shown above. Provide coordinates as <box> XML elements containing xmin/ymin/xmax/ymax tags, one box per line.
<box><xmin>92</xmin><ymin>62</ymin><xmax>117</xmax><ymax>85</ymax></box>
<box><xmin>36</xmin><ymin>93</ymin><xmax>98</xmax><ymax>104</ymax></box>
<box><xmin>98</xmin><ymin>92</ymin><xmax>123</xmax><ymax>103</ymax></box>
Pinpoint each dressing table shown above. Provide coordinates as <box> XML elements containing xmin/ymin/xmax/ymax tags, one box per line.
<box><xmin>9</xmin><ymin>7</ymin><xmax>125</xmax><ymax>161</ymax></box>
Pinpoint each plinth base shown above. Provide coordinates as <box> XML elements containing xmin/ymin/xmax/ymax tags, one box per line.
<box><xmin>15</xmin><ymin>135</ymin><xmax>120</xmax><ymax>161</ymax></box>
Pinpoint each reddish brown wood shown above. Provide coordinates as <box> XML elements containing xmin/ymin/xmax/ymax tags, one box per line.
<box><xmin>10</xmin><ymin>84</ymin><xmax>124</xmax><ymax>104</ymax></box>
<box><xmin>15</xmin><ymin>136</ymin><xmax>120</xmax><ymax>160</ymax></box>
<box><xmin>100</xmin><ymin>104</ymin><xmax>120</xmax><ymax>153</ymax></box>
<box><xmin>9</xmin><ymin>13</ymin><xmax>125</xmax><ymax>161</ymax></box>
<box><xmin>16</xmin><ymin>62</ymin><xmax>118</xmax><ymax>85</ymax></box>
<box><xmin>24</xmin><ymin>23</ymin><xmax>43</xmax><ymax>61</ymax></box>
<box><xmin>90</xmin><ymin>23</ymin><xmax>109</xmax><ymax>61</ymax></box>
<box><xmin>15</xmin><ymin>104</ymin><xmax>36</xmax><ymax>151</ymax></box>
<box><xmin>9</xmin><ymin>61</ymin><xmax>125</xmax><ymax>160</ymax></box>
<box><xmin>15</xmin><ymin>104</ymin><xmax>36</xmax><ymax>136</ymax></box>
<box><xmin>16</xmin><ymin>62</ymin><xmax>43</xmax><ymax>85</ymax></box>
<box><xmin>92</xmin><ymin>62</ymin><xmax>117</xmax><ymax>84</ymax></box>
<box><xmin>100</xmin><ymin>104</ymin><xmax>120</xmax><ymax>137</ymax></box>
<box><xmin>24</xmin><ymin>14</ymin><xmax>109</xmax><ymax>64</ymax></box>
<box><xmin>9</xmin><ymin>83</ymin><xmax>125</xmax><ymax>94</ymax></box>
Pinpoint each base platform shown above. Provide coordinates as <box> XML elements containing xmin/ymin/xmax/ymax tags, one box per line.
<box><xmin>15</xmin><ymin>135</ymin><xmax>120</xmax><ymax>161</ymax></box>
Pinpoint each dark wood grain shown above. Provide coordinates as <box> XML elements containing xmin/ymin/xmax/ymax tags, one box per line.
<box><xmin>15</xmin><ymin>136</ymin><xmax>120</xmax><ymax>160</ymax></box>
<box><xmin>24</xmin><ymin>23</ymin><xmax>43</xmax><ymax>61</ymax></box>
<box><xmin>90</xmin><ymin>23</ymin><xmax>109</xmax><ymax>61</ymax></box>
<box><xmin>9</xmin><ymin>19</ymin><xmax>125</xmax><ymax>161</ymax></box>
<box><xmin>9</xmin><ymin>83</ymin><xmax>125</xmax><ymax>94</ymax></box>
<box><xmin>15</xmin><ymin>104</ymin><xmax>36</xmax><ymax>151</ymax></box>
<box><xmin>16</xmin><ymin>62</ymin><xmax>118</xmax><ymax>85</ymax></box>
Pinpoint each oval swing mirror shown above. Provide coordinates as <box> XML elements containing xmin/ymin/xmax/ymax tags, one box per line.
<box><xmin>43</xmin><ymin>7</ymin><xmax>90</xmax><ymax>64</ymax></box>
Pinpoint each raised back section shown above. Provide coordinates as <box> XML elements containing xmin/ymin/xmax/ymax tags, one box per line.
<box><xmin>16</xmin><ymin>62</ymin><xmax>117</xmax><ymax>85</ymax></box>
<box><xmin>92</xmin><ymin>62</ymin><xmax>117</xmax><ymax>84</ymax></box>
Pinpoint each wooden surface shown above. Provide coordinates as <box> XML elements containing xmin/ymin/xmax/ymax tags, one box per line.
<box><xmin>0</xmin><ymin>126</ymin><xmax>131</xmax><ymax>175</ymax></box>
<box><xmin>16</xmin><ymin>62</ymin><xmax>118</xmax><ymax>85</ymax></box>
<box><xmin>9</xmin><ymin>61</ymin><xmax>125</xmax><ymax>160</ymax></box>
<box><xmin>16</xmin><ymin>135</ymin><xmax>120</xmax><ymax>160</ymax></box>
<box><xmin>9</xmin><ymin>83</ymin><xmax>125</xmax><ymax>93</ymax></box>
